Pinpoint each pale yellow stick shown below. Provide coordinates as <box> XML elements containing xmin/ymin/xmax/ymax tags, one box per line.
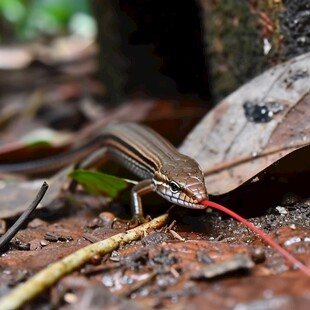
<box><xmin>0</xmin><ymin>213</ymin><xmax>169</xmax><ymax>310</ymax></box>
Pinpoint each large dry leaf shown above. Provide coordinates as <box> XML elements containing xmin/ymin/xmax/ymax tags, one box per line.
<box><xmin>180</xmin><ymin>53</ymin><xmax>310</xmax><ymax>195</ymax></box>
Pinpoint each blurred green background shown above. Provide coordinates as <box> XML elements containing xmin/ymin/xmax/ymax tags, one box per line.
<box><xmin>0</xmin><ymin>0</ymin><xmax>96</xmax><ymax>42</ymax></box>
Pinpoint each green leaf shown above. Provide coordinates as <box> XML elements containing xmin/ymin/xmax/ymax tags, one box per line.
<box><xmin>69</xmin><ymin>169</ymin><xmax>135</xmax><ymax>199</ymax></box>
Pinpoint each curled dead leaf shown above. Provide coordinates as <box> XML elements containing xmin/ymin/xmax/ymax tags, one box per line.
<box><xmin>180</xmin><ymin>53</ymin><xmax>310</xmax><ymax>195</ymax></box>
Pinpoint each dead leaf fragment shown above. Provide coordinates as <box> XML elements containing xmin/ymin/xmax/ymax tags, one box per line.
<box><xmin>192</xmin><ymin>254</ymin><xmax>254</xmax><ymax>279</ymax></box>
<box><xmin>0</xmin><ymin>166</ymin><xmax>72</xmax><ymax>218</ymax></box>
<box><xmin>180</xmin><ymin>53</ymin><xmax>310</xmax><ymax>195</ymax></box>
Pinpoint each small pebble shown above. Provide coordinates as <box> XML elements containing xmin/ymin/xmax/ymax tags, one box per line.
<box><xmin>87</xmin><ymin>217</ymin><xmax>103</xmax><ymax>228</ymax></box>
<box><xmin>64</xmin><ymin>292</ymin><xmax>78</xmax><ymax>304</ymax></box>
<box><xmin>275</xmin><ymin>206</ymin><xmax>288</xmax><ymax>215</ymax></box>
<box><xmin>40</xmin><ymin>240</ymin><xmax>50</xmax><ymax>247</ymax></box>
<box><xmin>99</xmin><ymin>212</ymin><xmax>115</xmax><ymax>224</ymax></box>
<box><xmin>90</xmin><ymin>254</ymin><xmax>102</xmax><ymax>265</ymax></box>
<box><xmin>29</xmin><ymin>240</ymin><xmax>41</xmax><ymax>251</ymax></box>
<box><xmin>250</xmin><ymin>247</ymin><xmax>266</xmax><ymax>264</ymax></box>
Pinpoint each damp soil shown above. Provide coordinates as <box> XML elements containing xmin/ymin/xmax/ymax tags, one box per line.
<box><xmin>0</xmin><ymin>195</ymin><xmax>309</xmax><ymax>309</ymax></box>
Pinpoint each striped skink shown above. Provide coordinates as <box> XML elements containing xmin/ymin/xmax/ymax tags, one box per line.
<box><xmin>0</xmin><ymin>123</ymin><xmax>208</xmax><ymax>223</ymax></box>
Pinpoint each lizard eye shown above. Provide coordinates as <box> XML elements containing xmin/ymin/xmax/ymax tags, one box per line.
<box><xmin>169</xmin><ymin>181</ymin><xmax>180</xmax><ymax>193</ymax></box>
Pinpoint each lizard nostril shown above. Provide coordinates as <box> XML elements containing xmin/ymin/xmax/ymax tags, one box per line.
<box><xmin>191</xmin><ymin>194</ymin><xmax>198</xmax><ymax>202</ymax></box>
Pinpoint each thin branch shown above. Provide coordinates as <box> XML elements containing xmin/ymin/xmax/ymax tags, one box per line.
<box><xmin>0</xmin><ymin>181</ymin><xmax>48</xmax><ymax>252</ymax></box>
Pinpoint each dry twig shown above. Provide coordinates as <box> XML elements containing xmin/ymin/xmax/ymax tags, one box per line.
<box><xmin>0</xmin><ymin>212</ymin><xmax>169</xmax><ymax>310</ymax></box>
<box><xmin>0</xmin><ymin>181</ymin><xmax>48</xmax><ymax>252</ymax></box>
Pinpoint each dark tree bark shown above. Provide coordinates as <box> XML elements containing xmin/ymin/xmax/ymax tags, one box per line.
<box><xmin>198</xmin><ymin>0</ymin><xmax>310</xmax><ymax>102</ymax></box>
<box><xmin>91</xmin><ymin>0</ymin><xmax>210</xmax><ymax>105</ymax></box>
